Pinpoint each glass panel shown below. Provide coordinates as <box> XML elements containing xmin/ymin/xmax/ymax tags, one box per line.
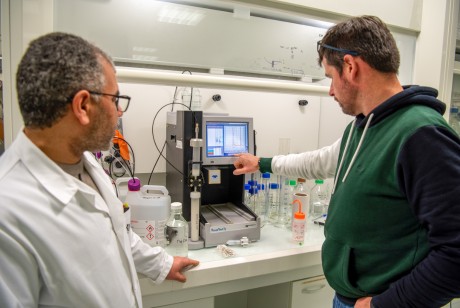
<box><xmin>449</xmin><ymin>74</ymin><xmax>460</xmax><ymax>134</ymax></box>
<box><xmin>53</xmin><ymin>0</ymin><xmax>327</xmax><ymax>79</ymax></box>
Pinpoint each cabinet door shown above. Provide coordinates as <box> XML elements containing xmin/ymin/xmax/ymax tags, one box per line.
<box><xmin>291</xmin><ymin>275</ymin><xmax>335</xmax><ymax>308</ymax></box>
<box><xmin>442</xmin><ymin>298</ymin><xmax>460</xmax><ymax>308</ymax></box>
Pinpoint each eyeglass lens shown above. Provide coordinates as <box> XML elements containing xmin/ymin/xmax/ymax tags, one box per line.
<box><xmin>117</xmin><ymin>97</ymin><xmax>129</xmax><ymax>112</ymax></box>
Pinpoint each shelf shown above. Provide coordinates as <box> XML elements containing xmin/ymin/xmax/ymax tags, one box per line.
<box><xmin>116</xmin><ymin>67</ymin><xmax>330</xmax><ymax>96</ymax></box>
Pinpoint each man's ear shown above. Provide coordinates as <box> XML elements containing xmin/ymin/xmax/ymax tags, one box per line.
<box><xmin>343</xmin><ymin>54</ymin><xmax>358</xmax><ymax>80</ymax></box>
<box><xmin>70</xmin><ymin>90</ymin><xmax>92</xmax><ymax>125</ymax></box>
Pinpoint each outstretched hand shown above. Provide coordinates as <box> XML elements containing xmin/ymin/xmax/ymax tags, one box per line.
<box><xmin>166</xmin><ymin>256</ymin><xmax>199</xmax><ymax>283</ymax></box>
<box><xmin>233</xmin><ymin>153</ymin><xmax>260</xmax><ymax>175</ymax></box>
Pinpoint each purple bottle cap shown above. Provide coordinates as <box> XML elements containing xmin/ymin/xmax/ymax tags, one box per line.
<box><xmin>128</xmin><ymin>178</ymin><xmax>141</xmax><ymax>191</ymax></box>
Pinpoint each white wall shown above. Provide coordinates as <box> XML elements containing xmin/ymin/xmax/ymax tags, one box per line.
<box><xmin>239</xmin><ymin>0</ymin><xmax>423</xmax><ymax>30</ymax></box>
<box><xmin>2</xmin><ymin>0</ymin><xmax>456</xmax><ymax>168</ymax></box>
<box><xmin>413</xmin><ymin>0</ymin><xmax>459</xmax><ymax>111</ymax></box>
<box><xmin>119</xmin><ymin>82</ymin><xmax>324</xmax><ymax>173</ymax></box>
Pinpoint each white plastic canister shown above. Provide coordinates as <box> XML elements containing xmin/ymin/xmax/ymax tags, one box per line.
<box><xmin>125</xmin><ymin>179</ymin><xmax>171</xmax><ymax>247</ymax></box>
<box><xmin>115</xmin><ymin>176</ymin><xmax>140</xmax><ymax>203</ymax></box>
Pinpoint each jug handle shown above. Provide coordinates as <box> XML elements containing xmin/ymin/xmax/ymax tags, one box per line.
<box><xmin>141</xmin><ymin>185</ymin><xmax>169</xmax><ymax>196</ymax></box>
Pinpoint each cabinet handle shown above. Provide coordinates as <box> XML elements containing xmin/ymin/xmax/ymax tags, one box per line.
<box><xmin>301</xmin><ymin>284</ymin><xmax>326</xmax><ymax>294</ymax></box>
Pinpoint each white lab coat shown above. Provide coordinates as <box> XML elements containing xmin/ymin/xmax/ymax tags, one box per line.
<box><xmin>0</xmin><ymin>131</ymin><xmax>173</xmax><ymax>308</ymax></box>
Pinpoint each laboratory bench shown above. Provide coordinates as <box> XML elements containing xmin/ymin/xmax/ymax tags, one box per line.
<box><xmin>130</xmin><ymin>174</ymin><xmax>460</xmax><ymax>308</ymax></box>
<box><xmin>139</xmin><ymin>221</ymin><xmax>335</xmax><ymax>308</ymax></box>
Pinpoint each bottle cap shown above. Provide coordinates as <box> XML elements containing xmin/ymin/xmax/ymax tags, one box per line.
<box><xmin>297</xmin><ymin>178</ymin><xmax>306</xmax><ymax>183</ymax></box>
<box><xmin>171</xmin><ymin>202</ymin><xmax>182</xmax><ymax>210</ymax></box>
<box><xmin>262</xmin><ymin>172</ymin><xmax>270</xmax><ymax>179</ymax></box>
<box><xmin>128</xmin><ymin>178</ymin><xmax>141</xmax><ymax>191</ymax></box>
<box><xmin>270</xmin><ymin>183</ymin><xmax>279</xmax><ymax>189</ymax></box>
<box><xmin>244</xmin><ymin>184</ymin><xmax>250</xmax><ymax>190</ymax></box>
<box><xmin>294</xmin><ymin>212</ymin><xmax>306</xmax><ymax>219</ymax></box>
<box><xmin>289</xmin><ymin>180</ymin><xmax>297</xmax><ymax>186</ymax></box>
<box><xmin>315</xmin><ymin>179</ymin><xmax>324</xmax><ymax>184</ymax></box>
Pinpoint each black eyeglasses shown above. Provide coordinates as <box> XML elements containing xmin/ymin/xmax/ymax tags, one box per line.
<box><xmin>88</xmin><ymin>91</ymin><xmax>131</xmax><ymax>112</ymax></box>
<box><xmin>317</xmin><ymin>40</ymin><xmax>359</xmax><ymax>56</ymax></box>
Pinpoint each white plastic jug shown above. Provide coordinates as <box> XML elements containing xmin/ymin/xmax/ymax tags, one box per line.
<box><xmin>125</xmin><ymin>184</ymin><xmax>171</xmax><ymax>247</ymax></box>
<box><xmin>115</xmin><ymin>177</ymin><xmax>140</xmax><ymax>202</ymax></box>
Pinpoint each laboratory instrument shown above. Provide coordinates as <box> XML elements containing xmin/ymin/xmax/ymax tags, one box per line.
<box><xmin>166</xmin><ymin>111</ymin><xmax>260</xmax><ymax>248</ymax></box>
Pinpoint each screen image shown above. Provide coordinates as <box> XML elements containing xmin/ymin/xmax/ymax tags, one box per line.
<box><xmin>206</xmin><ymin>122</ymin><xmax>249</xmax><ymax>158</ymax></box>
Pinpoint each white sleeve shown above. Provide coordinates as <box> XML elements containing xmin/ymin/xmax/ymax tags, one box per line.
<box><xmin>129</xmin><ymin>226</ymin><xmax>174</xmax><ymax>284</ymax></box>
<box><xmin>271</xmin><ymin>138</ymin><xmax>341</xmax><ymax>180</ymax></box>
<box><xmin>0</xmin><ymin>227</ymin><xmax>40</xmax><ymax>307</ymax></box>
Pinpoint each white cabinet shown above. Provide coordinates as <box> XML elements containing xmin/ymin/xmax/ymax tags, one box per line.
<box><xmin>290</xmin><ymin>275</ymin><xmax>335</xmax><ymax>308</ymax></box>
<box><xmin>442</xmin><ymin>298</ymin><xmax>460</xmax><ymax>308</ymax></box>
<box><xmin>157</xmin><ymin>297</ymin><xmax>214</xmax><ymax>308</ymax></box>
<box><xmin>213</xmin><ymin>275</ymin><xmax>334</xmax><ymax>308</ymax></box>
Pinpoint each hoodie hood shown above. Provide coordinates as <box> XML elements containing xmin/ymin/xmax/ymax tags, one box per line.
<box><xmin>355</xmin><ymin>85</ymin><xmax>445</xmax><ymax>128</ymax></box>
<box><xmin>332</xmin><ymin>85</ymin><xmax>445</xmax><ymax>194</ymax></box>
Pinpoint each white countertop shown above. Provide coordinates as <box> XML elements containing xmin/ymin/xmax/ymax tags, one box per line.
<box><xmin>187</xmin><ymin>220</ymin><xmax>324</xmax><ymax>263</ymax></box>
<box><xmin>139</xmin><ymin>220</ymin><xmax>325</xmax><ymax>305</ymax></box>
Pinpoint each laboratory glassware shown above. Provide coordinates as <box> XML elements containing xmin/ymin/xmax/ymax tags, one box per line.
<box><xmin>165</xmin><ymin>202</ymin><xmax>189</xmax><ymax>257</ymax></box>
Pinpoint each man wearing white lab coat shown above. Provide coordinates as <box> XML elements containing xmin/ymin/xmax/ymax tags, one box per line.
<box><xmin>0</xmin><ymin>32</ymin><xmax>198</xmax><ymax>307</ymax></box>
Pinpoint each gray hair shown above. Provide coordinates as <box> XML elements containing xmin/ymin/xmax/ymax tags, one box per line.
<box><xmin>16</xmin><ymin>32</ymin><xmax>114</xmax><ymax>128</ymax></box>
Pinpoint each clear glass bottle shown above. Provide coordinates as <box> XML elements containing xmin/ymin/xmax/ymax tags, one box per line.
<box><xmin>243</xmin><ymin>183</ymin><xmax>251</xmax><ymax>206</ymax></box>
<box><xmin>256</xmin><ymin>183</ymin><xmax>268</xmax><ymax>227</ymax></box>
<box><xmin>292</xmin><ymin>178</ymin><xmax>309</xmax><ymax>226</ymax></box>
<box><xmin>267</xmin><ymin>182</ymin><xmax>279</xmax><ymax>225</ymax></box>
<box><xmin>164</xmin><ymin>202</ymin><xmax>188</xmax><ymax>257</ymax></box>
<box><xmin>260</xmin><ymin>173</ymin><xmax>271</xmax><ymax>217</ymax></box>
<box><xmin>310</xmin><ymin>179</ymin><xmax>328</xmax><ymax>219</ymax></box>
<box><xmin>182</xmin><ymin>87</ymin><xmax>202</xmax><ymax>111</ymax></box>
<box><xmin>277</xmin><ymin>179</ymin><xmax>296</xmax><ymax>228</ymax></box>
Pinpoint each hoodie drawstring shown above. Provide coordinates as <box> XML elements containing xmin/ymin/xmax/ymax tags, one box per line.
<box><xmin>332</xmin><ymin>119</ymin><xmax>356</xmax><ymax>194</ymax></box>
<box><xmin>332</xmin><ymin>113</ymin><xmax>374</xmax><ymax>194</ymax></box>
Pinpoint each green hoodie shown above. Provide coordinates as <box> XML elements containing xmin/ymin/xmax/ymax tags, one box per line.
<box><xmin>323</xmin><ymin>86</ymin><xmax>450</xmax><ymax>299</ymax></box>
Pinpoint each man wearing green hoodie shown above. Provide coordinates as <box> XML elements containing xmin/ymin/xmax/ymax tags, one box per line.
<box><xmin>234</xmin><ymin>16</ymin><xmax>460</xmax><ymax>308</ymax></box>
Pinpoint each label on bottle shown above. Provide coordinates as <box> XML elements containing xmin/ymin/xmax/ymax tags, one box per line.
<box><xmin>131</xmin><ymin>219</ymin><xmax>167</xmax><ymax>247</ymax></box>
<box><xmin>165</xmin><ymin>225</ymin><xmax>188</xmax><ymax>257</ymax></box>
<box><xmin>292</xmin><ymin>219</ymin><xmax>306</xmax><ymax>244</ymax></box>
